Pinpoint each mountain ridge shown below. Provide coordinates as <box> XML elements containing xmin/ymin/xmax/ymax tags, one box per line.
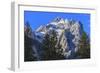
<box><xmin>24</xmin><ymin>17</ymin><xmax>89</xmax><ymax>61</ymax></box>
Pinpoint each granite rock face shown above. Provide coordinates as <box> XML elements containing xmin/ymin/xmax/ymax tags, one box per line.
<box><xmin>25</xmin><ymin>17</ymin><xmax>84</xmax><ymax>60</ymax></box>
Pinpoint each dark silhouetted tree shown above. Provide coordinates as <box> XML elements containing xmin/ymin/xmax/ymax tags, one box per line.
<box><xmin>76</xmin><ymin>31</ymin><xmax>90</xmax><ymax>58</ymax></box>
<box><xmin>42</xmin><ymin>30</ymin><xmax>65</xmax><ymax>60</ymax></box>
<box><xmin>24</xmin><ymin>22</ymin><xmax>37</xmax><ymax>61</ymax></box>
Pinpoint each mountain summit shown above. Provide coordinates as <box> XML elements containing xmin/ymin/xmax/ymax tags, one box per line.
<box><xmin>24</xmin><ymin>17</ymin><xmax>90</xmax><ymax>61</ymax></box>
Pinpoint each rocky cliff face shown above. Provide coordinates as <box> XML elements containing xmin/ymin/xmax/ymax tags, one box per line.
<box><xmin>24</xmin><ymin>17</ymin><xmax>84</xmax><ymax>61</ymax></box>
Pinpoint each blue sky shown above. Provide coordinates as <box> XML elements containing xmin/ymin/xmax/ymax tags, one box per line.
<box><xmin>24</xmin><ymin>11</ymin><xmax>90</xmax><ymax>36</ymax></box>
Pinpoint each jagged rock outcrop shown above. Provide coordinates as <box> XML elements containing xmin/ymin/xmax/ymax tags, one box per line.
<box><xmin>24</xmin><ymin>17</ymin><xmax>85</xmax><ymax>61</ymax></box>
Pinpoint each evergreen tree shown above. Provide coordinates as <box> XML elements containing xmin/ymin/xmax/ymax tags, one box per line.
<box><xmin>42</xmin><ymin>30</ymin><xmax>65</xmax><ymax>60</ymax></box>
<box><xmin>24</xmin><ymin>22</ymin><xmax>36</xmax><ymax>61</ymax></box>
<box><xmin>76</xmin><ymin>31</ymin><xmax>90</xmax><ymax>58</ymax></box>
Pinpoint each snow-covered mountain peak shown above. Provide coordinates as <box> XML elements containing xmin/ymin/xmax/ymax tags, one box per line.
<box><xmin>24</xmin><ymin>16</ymin><xmax>89</xmax><ymax>61</ymax></box>
<box><xmin>53</xmin><ymin>17</ymin><xmax>64</xmax><ymax>23</ymax></box>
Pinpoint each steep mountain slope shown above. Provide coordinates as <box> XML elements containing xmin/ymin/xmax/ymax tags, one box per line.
<box><xmin>24</xmin><ymin>17</ymin><xmax>87</xmax><ymax>61</ymax></box>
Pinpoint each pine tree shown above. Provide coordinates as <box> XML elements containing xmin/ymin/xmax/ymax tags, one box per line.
<box><xmin>24</xmin><ymin>22</ymin><xmax>36</xmax><ymax>61</ymax></box>
<box><xmin>42</xmin><ymin>30</ymin><xmax>65</xmax><ymax>60</ymax></box>
<box><xmin>77</xmin><ymin>31</ymin><xmax>90</xmax><ymax>58</ymax></box>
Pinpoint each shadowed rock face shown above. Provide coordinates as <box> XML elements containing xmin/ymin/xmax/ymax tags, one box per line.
<box><xmin>25</xmin><ymin>17</ymin><xmax>84</xmax><ymax>61</ymax></box>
